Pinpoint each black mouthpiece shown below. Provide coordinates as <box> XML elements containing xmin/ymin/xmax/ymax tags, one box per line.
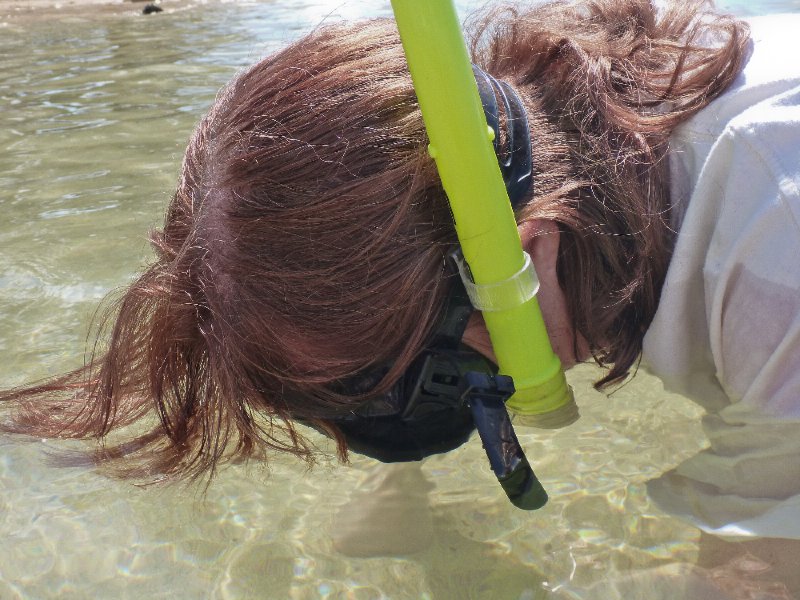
<box><xmin>461</xmin><ymin>371</ymin><xmax>548</xmax><ymax>510</ymax></box>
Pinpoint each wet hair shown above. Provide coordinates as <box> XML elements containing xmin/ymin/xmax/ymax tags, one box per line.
<box><xmin>0</xmin><ymin>0</ymin><xmax>749</xmax><ymax>481</ymax></box>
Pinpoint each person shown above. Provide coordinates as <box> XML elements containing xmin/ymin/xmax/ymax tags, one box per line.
<box><xmin>1</xmin><ymin>0</ymin><xmax>798</xmax><ymax>550</ymax></box>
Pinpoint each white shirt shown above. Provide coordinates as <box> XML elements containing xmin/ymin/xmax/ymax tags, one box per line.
<box><xmin>641</xmin><ymin>14</ymin><xmax>800</xmax><ymax>538</ymax></box>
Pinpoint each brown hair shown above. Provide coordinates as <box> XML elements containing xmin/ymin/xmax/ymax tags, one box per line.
<box><xmin>0</xmin><ymin>0</ymin><xmax>749</xmax><ymax>481</ymax></box>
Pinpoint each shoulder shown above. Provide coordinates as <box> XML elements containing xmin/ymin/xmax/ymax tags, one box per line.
<box><xmin>644</xmin><ymin>40</ymin><xmax>800</xmax><ymax>407</ymax></box>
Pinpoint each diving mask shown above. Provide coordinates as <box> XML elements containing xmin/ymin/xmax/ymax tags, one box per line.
<box><xmin>327</xmin><ymin>68</ymin><xmax>548</xmax><ymax>510</ymax></box>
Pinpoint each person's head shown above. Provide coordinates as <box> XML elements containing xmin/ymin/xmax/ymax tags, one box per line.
<box><xmin>1</xmin><ymin>0</ymin><xmax>749</xmax><ymax>480</ymax></box>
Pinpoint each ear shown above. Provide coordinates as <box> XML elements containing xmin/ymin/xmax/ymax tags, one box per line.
<box><xmin>517</xmin><ymin>219</ymin><xmax>560</xmax><ymax>278</ymax></box>
<box><xmin>518</xmin><ymin>219</ymin><xmax>588</xmax><ymax>367</ymax></box>
<box><xmin>462</xmin><ymin>218</ymin><xmax>587</xmax><ymax>369</ymax></box>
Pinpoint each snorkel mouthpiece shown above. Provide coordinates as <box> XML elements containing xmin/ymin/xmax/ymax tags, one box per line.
<box><xmin>391</xmin><ymin>0</ymin><xmax>579</xmax><ymax>508</ymax></box>
<box><xmin>462</xmin><ymin>372</ymin><xmax>548</xmax><ymax>510</ymax></box>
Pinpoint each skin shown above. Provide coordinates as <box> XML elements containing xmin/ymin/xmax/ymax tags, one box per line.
<box><xmin>461</xmin><ymin>219</ymin><xmax>590</xmax><ymax>369</ymax></box>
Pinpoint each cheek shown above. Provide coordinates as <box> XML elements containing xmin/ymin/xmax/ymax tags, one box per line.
<box><xmin>461</xmin><ymin>312</ymin><xmax>497</xmax><ymax>364</ymax></box>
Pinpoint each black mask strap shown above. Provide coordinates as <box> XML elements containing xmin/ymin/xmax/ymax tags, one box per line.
<box><xmin>472</xmin><ymin>65</ymin><xmax>533</xmax><ymax>210</ymax></box>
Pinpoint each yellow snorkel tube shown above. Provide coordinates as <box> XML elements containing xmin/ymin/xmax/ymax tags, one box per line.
<box><xmin>390</xmin><ymin>0</ymin><xmax>578</xmax><ymax>425</ymax></box>
<box><xmin>390</xmin><ymin>0</ymin><xmax>578</xmax><ymax>508</ymax></box>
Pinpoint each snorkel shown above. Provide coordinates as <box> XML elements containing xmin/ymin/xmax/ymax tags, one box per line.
<box><xmin>390</xmin><ymin>0</ymin><xmax>579</xmax><ymax>508</ymax></box>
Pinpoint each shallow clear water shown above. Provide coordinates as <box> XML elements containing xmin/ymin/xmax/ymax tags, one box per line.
<box><xmin>0</xmin><ymin>1</ymin><xmax>797</xmax><ymax>598</ymax></box>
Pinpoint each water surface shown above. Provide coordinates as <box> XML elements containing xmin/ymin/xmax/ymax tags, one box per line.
<box><xmin>0</xmin><ymin>1</ymin><xmax>796</xmax><ymax>598</ymax></box>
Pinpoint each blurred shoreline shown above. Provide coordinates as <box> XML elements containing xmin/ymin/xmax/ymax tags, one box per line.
<box><xmin>1</xmin><ymin>0</ymin><xmax>221</xmax><ymax>24</ymax></box>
